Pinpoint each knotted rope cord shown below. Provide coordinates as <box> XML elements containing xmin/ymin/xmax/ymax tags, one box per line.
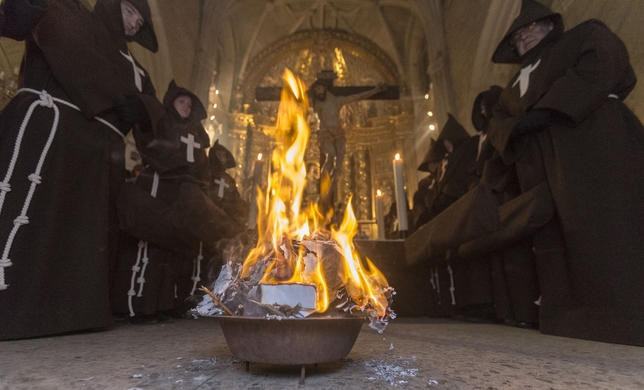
<box><xmin>0</xmin><ymin>89</ymin><xmax>126</xmax><ymax>291</ymax></box>
<box><xmin>447</xmin><ymin>263</ymin><xmax>456</xmax><ymax>306</ymax></box>
<box><xmin>126</xmin><ymin>172</ymin><xmax>159</xmax><ymax>316</ymax></box>
<box><xmin>126</xmin><ymin>240</ymin><xmax>146</xmax><ymax>317</ymax></box>
<box><xmin>189</xmin><ymin>241</ymin><xmax>204</xmax><ymax>296</ymax></box>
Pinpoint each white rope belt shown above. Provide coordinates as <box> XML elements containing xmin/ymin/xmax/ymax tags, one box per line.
<box><xmin>189</xmin><ymin>242</ymin><xmax>204</xmax><ymax>296</ymax></box>
<box><xmin>0</xmin><ymin>89</ymin><xmax>127</xmax><ymax>291</ymax></box>
<box><xmin>127</xmin><ymin>172</ymin><xmax>159</xmax><ymax>317</ymax></box>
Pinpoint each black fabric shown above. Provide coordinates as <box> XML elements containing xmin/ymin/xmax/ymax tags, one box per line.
<box><xmin>417</xmin><ymin>139</ymin><xmax>445</xmax><ymax>172</ymax></box>
<box><xmin>472</xmin><ymin>86</ymin><xmax>503</xmax><ymax>134</ymax></box>
<box><xmin>93</xmin><ymin>0</ymin><xmax>158</xmax><ymax>53</ymax></box>
<box><xmin>511</xmin><ymin>108</ymin><xmax>558</xmax><ymax>138</ymax></box>
<box><xmin>436</xmin><ymin>113</ymin><xmax>470</xmax><ymax>150</ymax></box>
<box><xmin>114</xmin><ymin>94</ymin><xmax>149</xmax><ymax>124</ymax></box>
<box><xmin>0</xmin><ymin>0</ymin><xmax>47</xmax><ymax>40</ymax></box>
<box><xmin>209</xmin><ymin>140</ymin><xmax>237</xmax><ymax>171</ymax></box>
<box><xmin>0</xmin><ymin>0</ymin><xmax>157</xmax><ymax>340</ymax></box>
<box><xmin>488</xmin><ymin>19</ymin><xmax>644</xmax><ymax>345</ymax></box>
<box><xmin>492</xmin><ymin>0</ymin><xmax>563</xmax><ymax>64</ymax></box>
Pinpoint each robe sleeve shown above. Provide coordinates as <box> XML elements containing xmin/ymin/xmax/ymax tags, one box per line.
<box><xmin>533</xmin><ymin>21</ymin><xmax>634</xmax><ymax>126</ymax></box>
<box><xmin>487</xmin><ymin>101</ymin><xmax>525</xmax><ymax>164</ymax></box>
<box><xmin>0</xmin><ymin>0</ymin><xmax>47</xmax><ymax>41</ymax></box>
<box><xmin>32</xmin><ymin>1</ymin><xmax>135</xmax><ymax>118</ymax></box>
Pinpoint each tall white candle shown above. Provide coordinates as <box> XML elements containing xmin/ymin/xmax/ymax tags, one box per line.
<box><xmin>392</xmin><ymin>153</ymin><xmax>408</xmax><ymax>233</ymax></box>
<box><xmin>247</xmin><ymin>153</ymin><xmax>264</xmax><ymax>230</ymax></box>
<box><xmin>376</xmin><ymin>189</ymin><xmax>386</xmax><ymax>240</ymax></box>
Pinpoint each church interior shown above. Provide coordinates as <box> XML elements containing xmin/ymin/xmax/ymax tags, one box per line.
<box><xmin>1</xmin><ymin>0</ymin><xmax>644</xmax><ymax>388</ymax></box>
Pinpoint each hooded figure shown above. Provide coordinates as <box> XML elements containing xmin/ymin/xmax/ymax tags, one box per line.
<box><xmin>0</xmin><ymin>0</ymin><xmax>47</xmax><ymax>39</ymax></box>
<box><xmin>429</xmin><ymin>114</ymin><xmax>478</xmax><ymax>217</ymax></box>
<box><xmin>208</xmin><ymin>140</ymin><xmax>250</xmax><ymax>229</ymax></box>
<box><xmin>135</xmin><ymin>80</ymin><xmax>210</xmax><ymax>186</ymax></box>
<box><xmin>487</xmin><ymin>0</ymin><xmax>644</xmax><ymax>345</ymax></box>
<box><xmin>114</xmin><ymin>81</ymin><xmax>243</xmax><ymax>321</ymax></box>
<box><xmin>411</xmin><ymin>139</ymin><xmax>445</xmax><ymax>231</ymax></box>
<box><xmin>470</xmin><ymin>86</ymin><xmax>503</xmax><ymax>180</ymax></box>
<box><xmin>0</xmin><ymin>0</ymin><xmax>159</xmax><ymax>340</ymax></box>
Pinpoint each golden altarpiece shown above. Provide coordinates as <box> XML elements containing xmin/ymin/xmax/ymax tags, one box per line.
<box><xmin>221</xmin><ymin>31</ymin><xmax>415</xmax><ymax>236</ymax></box>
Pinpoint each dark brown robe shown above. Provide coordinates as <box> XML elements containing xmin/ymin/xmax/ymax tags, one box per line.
<box><xmin>114</xmin><ymin>82</ymin><xmax>234</xmax><ymax>317</ymax></box>
<box><xmin>0</xmin><ymin>0</ymin><xmax>158</xmax><ymax>340</ymax></box>
<box><xmin>488</xmin><ymin>18</ymin><xmax>644</xmax><ymax>345</ymax></box>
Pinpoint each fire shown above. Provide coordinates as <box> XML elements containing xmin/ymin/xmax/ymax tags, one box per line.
<box><xmin>241</xmin><ymin>69</ymin><xmax>390</xmax><ymax>317</ymax></box>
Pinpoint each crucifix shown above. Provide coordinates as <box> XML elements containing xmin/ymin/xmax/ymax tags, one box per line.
<box><xmin>214</xmin><ymin>177</ymin><xmax>230</xmax><ymax>198</ymax></box>
<box><xmin>181</xmin><ymin>133</ymin><xmax>201</xmax><ymax>163</ymax></box>
<box><xmin>256</xmin><ymin>70</ymin><xmax>399</xmax><ymax>207</ymax></box>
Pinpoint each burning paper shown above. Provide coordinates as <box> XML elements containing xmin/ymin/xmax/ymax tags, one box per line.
<box><xmin>196</xmin><ymin>69</ymin><xmax>394</xmax><ymax>331</ymax></box>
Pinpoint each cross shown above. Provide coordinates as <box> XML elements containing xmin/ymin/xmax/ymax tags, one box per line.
<box><xmin>180</xmin><ymin>133</ymin><xmax>201</xmax><ymax>163</ymax></box>
<box><xmin>120</xmin><ymin>50</ymin><xmax>146</xmax><ymax>92</ymax></box>
<box><xmin>255</xmin><ymin>69</ymin><xmax>400</xmax><ymax>101</ymax></box>
<box><xmin>214</xmin><ymin>177</ymin><xmax>229</xmax><ymax>198</ymax></box>
<box><xmin>512</xmin><ymin>59</ymin><xmax>541</xmax><ymax>97</ymax></box>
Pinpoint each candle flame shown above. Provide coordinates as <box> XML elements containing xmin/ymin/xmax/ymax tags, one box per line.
<box><xmin>377</xmin><ymin>189</ymin><xmax>382</xmax><ymax>197</ymax></box>
<box><xmin>395</xmin><ymin>153</ymin><xmax>401</xmax><ymax>161</ymax></box>
<box><xmin>257</xmin><ymin>153</ymin><xmax>263</xmax><ymax>161</ymax></box>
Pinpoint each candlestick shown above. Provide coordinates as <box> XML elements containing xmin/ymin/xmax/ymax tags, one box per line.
<box><xmin>376</xmin><ymin>189</ymin><xmax>386</xmax><ymax>240</ymax></box>
<box><xmin>392</xmin><ymin>153</ymin><xmax>408</xmax><ymax>236</ymax></box>
<box><xmin>247</xmin><ymin>153</ymin><xmax>264</xmax><ymax>230</ymax></box>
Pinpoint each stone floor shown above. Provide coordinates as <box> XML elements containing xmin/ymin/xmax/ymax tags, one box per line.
<box><xmin>1</xmin><ymin>317</ymin><xmax>643</xmax><ymax>389</ymax></box>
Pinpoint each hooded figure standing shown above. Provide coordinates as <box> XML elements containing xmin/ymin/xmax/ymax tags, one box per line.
<box><xmin>488</xmin><ymin>0</ymin><xmax>644</xmax><ymax>345</ymax></box>
<box><xmin>411</xmin><ymin>139</ymin><xmax>445</xmax><ymax>232</ymax></box>
<box><xmin>0</xmin><ymin>0</ymin><xmax>160</xmax><ymax>340</ymax></box>
<box><xmin>114</xmin><ymin>81</ymin><xmax>243</xmax><ymax>321</ymax></box>
<box><xmin>208</xmin><ymin>140</ymin><xmax>250</xmax><ymax>229</ymax></box>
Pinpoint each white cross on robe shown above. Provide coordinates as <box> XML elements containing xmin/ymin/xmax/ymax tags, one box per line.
<box><xmin>512</xmin><ymin>59</ymin><xmax>541</xmax><ymax>98</ymax></box>
<box><xmin>180</xmin><ymin>133</ymin><xmax>201</xmax><ymax>163</ymax></box>
<box><xmin>120</xmin><ymin>50</ymin><xmax>146</xmax><ymax>92</ymax></box>
<box><xmin>214</xmin><ymin>177</ymin><xmax>229</xmax><ymax>198</ymax></box>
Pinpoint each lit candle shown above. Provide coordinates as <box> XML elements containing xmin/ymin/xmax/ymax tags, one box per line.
<box><xmin>247</xmin><ymin>153</ymin><xmax>264</xmax><ymax>230</ymax></box>
<box><xmin>392</xmin><ymin>153</ymin><xmax>408</xmax><ymax>236</ymax></box>
<box><xmin>376</xmin><ymin>189</ymin><xmax>386</xmax><ymax>240</ymax></box>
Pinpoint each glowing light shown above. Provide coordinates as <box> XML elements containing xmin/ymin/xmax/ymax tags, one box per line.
<box><xmin>213</xmin><ymin>103</ymin><xmax>218</xmax><ymax>108</ymax></box>
<box><xmin>377</xmin><ymin>189</ymin><xmax>382</xmax><ymax>197</ymax></box>
<box><xmin>210</xmin><ymin>115</ymin><xmax>215</xmax><ymax>120</ymax></box>
<box><xmin>240</xmin><ymin>68</ymin><xmax>391</xmax><ymax>316</ymax></box>
<box><xmin>215</xmin><ymin>89</ymin><xmax>219</xmax><ymax>95</ymax></box>
<box><xmin>257</xmin><ymin>153</ymin><xmax>263</xmax><ymax>161</ymax></box>
<box><xmin>424</xmin><ymin>94</ymin><xmax>429</xmax><ymax>99</ymax></box>
<box><xmin>429</xmin><ymin>125</ymin><xmax>435</xmax><ymax>131</ymax></box>
<box><xmin>395</xmin><ymin>153</ymin><xmax>401</xmax><ymax>161</ymax></box>
<box><xmin>427</xmin><ymin>111</ymin><xmax>433</xmax><ymax>117</ymax></box>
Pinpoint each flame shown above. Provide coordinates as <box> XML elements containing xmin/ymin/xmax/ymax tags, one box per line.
<box><xmin>242</xmin><ymin>69</ymin><xmax>390</xmax><ymax>316</ymax></box>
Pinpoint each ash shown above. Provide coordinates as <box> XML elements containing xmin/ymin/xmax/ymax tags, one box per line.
<box><xmin>195</xmin><ymin>232</ymin><xmax>395</xmax><ymax>331</ymax></box>
<box><xmin>363</xmin><ymin>358</ymin><xmax>419</xmax><ymax>386</ymax></box>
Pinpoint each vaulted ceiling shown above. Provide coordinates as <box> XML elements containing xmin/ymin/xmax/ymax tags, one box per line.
<box><xmin>1</xmin><ymin>0</ymin><xmax>643</xmax><ymax>179</ymax></box>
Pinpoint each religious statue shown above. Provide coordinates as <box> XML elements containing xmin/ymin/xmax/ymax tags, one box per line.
<box><xmin>309</xmin><ymin>79</ymin><xmax>386</xmax><ymax>181</ymax></box>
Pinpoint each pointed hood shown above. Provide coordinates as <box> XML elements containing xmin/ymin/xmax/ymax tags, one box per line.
<box><xmin>93</xmin><ymin>0</ymin><xmax>158</xmax><ymax>53</ymax></box>
<box><xmin>437</xmin><ymin>114</ymin><xmax>470</xmax><ymax>150</ymax></box>
<box><xmin>163</xmin><ymin>80</ymin><xmax>207</xmax><ymax>122</ymax></box>
<box><xmin>209</xmin><ymin>140</ymin><xmax>237</xmax><ymax>174</ymax></box>
<box><xmin>472</xmin><ymin>86</ymin><xmax>503</xmax><ymax>132</ymax></box>
<box><xmin>492</xmin><ymin>0</ymin><xmax>563</xmax><ymax>64</ymax></box>
<box><xmin>418</xmin><ymin>139</ymin><xmax>447</xmax><ymax>172</ymax></box>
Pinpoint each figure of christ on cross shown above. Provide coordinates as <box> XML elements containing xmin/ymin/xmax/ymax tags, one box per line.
<box><xmin>309</xmin><ymin>81</ymin><xmax>387</xmax><ymax>181</ymax></box>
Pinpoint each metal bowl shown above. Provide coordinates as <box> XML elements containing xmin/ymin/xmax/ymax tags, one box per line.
<box><xmin>218</xmin><ymin>316</ymin><xmax>364</xmax><ymax>365</ymax></box>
